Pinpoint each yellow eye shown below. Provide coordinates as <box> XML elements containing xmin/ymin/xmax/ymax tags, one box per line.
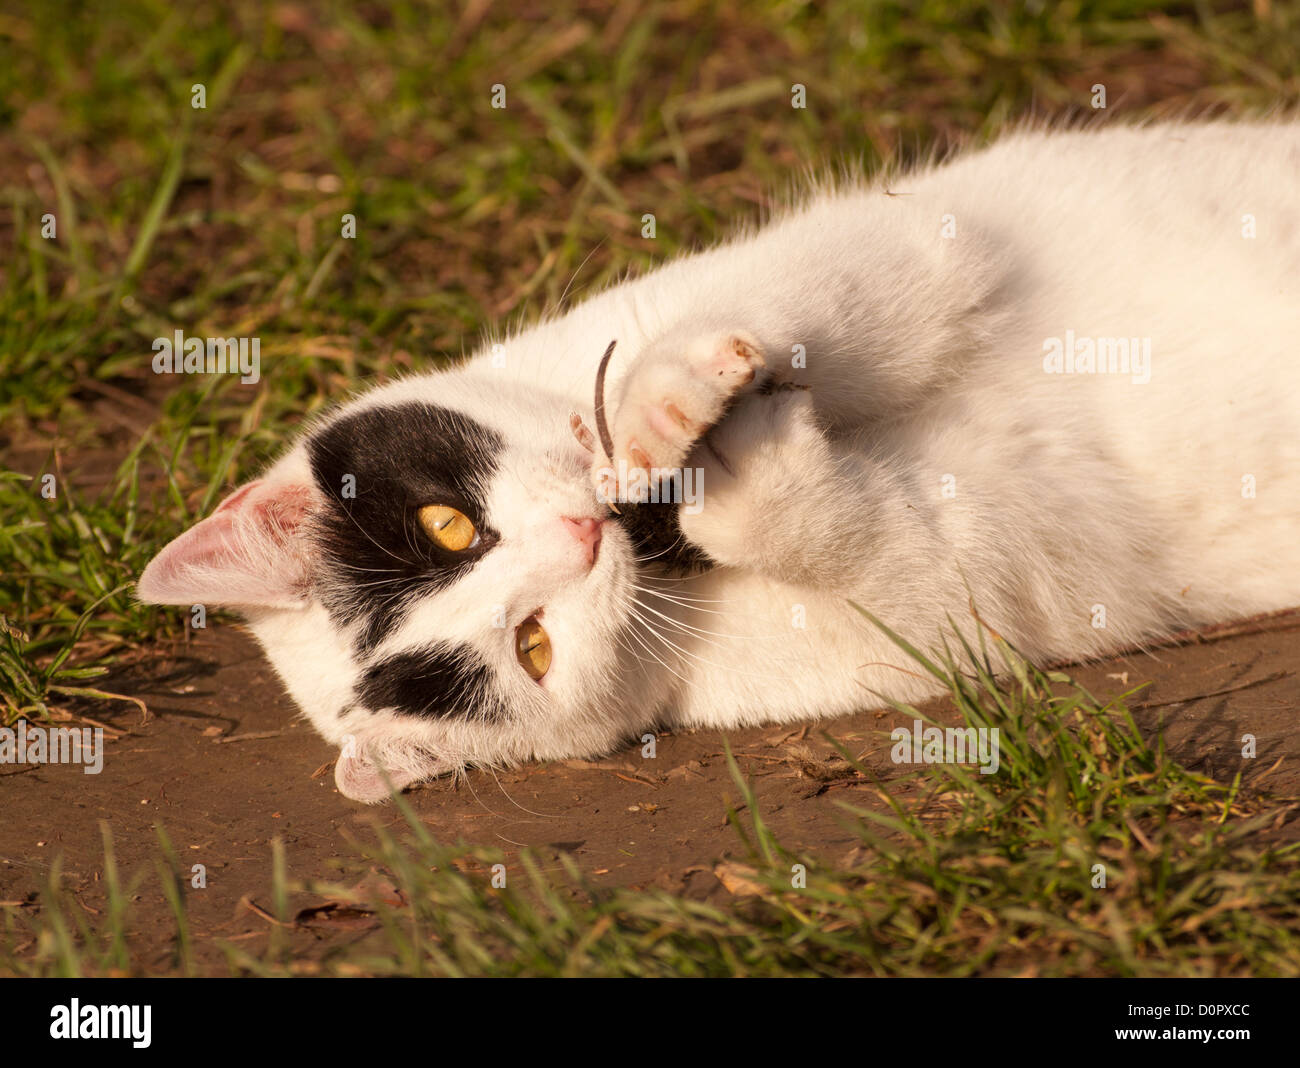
<box><xmin>515</xmin><ymin>616</ymin><xmax>551</xmax><ymax>681</ymax></box>
<box><xmin>418</xmin><ymin>504</ymin><xmax>478</xmax><ymax>552</ymax></box>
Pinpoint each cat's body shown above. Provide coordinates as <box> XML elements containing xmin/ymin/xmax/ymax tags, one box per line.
<box><xmin>139</xmin><ymin>120</ymin><xmax>1300</xmax><ymax>801</ymax></box>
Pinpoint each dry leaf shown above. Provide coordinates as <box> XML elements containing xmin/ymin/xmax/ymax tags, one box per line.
<box><xmin>713</xmin><ymin>861</ymin><xmax>764</xmax><ymax>897</ymax></box>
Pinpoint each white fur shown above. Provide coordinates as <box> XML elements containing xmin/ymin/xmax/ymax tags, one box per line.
<box><xmin>140</xmin><ymin>120</ymin><xmax>1300</xmax><ymax>801</ymax></box>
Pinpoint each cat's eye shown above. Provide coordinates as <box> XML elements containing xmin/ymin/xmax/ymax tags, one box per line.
<box><xmin>515</xmin><ymin>616</ymin><xmax>551</xmax><ymax>682</ymax></box>
<box><xmin>417</xmin><ymin>504</ymin><xmax>479</xmax><ymax>552</ymax></box>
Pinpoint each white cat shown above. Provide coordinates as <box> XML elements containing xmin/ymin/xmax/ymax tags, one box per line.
<box><xmin>138</xmin><ymin>120</ymin><xmax>1300</xmax><ymax>802</ymax></box>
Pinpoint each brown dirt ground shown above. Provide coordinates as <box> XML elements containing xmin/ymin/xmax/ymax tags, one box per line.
<box><xmin>2</xmin><ymin>611</ymin><xmax>1298</xmax><ymax>972</ymax></box>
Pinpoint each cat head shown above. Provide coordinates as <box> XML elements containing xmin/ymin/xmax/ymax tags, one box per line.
<box><xmin>138</xmin><ymin>368</ymin><xmax>672</xmax><ymax>801</ymax></box>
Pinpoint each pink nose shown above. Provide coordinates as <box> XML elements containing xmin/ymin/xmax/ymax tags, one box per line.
<box><xmin>560</xmin><ymin>516</ymin><xmax>603</xmax><ymax>565</ymax></box>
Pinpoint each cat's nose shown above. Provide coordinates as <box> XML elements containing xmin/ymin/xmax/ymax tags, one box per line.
<box><xmin>560</xmin><ymin>516</ymin><xmax>604</xmax><ymax>566</ymax></box>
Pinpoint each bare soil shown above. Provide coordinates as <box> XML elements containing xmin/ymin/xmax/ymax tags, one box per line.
<box><xmin>2</xmin><ymin>616</ymin><xmax>1298</xmax><ymax>972</ymax></box>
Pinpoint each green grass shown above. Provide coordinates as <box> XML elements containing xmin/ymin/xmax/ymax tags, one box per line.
<box><xmin>5</xmin><ymin>621</ymin><xmax>1298</xmax><ymax>977</ymax></box>
<box><xmin>2</xmin><ymin>0</ymin><xmax>1299</xmax><ymax>976</ymax></box>
<box><xmin>3</xmin><ymin>0</ymin><xmax>1300</xmax><ymax>719</ymax></box>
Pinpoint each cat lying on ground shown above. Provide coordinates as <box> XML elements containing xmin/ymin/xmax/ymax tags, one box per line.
<box><xmin>139</xmin><ymin>120</ymin><xmax>1300</xmax><ymax>802</ymax></box>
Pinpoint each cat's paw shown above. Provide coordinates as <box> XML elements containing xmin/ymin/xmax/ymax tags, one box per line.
<box><xmin>596</xmin><ymin>328</ymin><xmax>765</xmax><ymax>502</ymax></box>
<box><xmin>677</xmin><ymin>387</ymin><xmax>830</xmax><ymax>572</ymax></box>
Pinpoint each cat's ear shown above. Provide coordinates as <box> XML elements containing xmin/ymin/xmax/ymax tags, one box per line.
<box><xmin>334</xmin><ymin>731</ymin><xmax>445</xmax><ymax>803</ymax></box>
<box><xmin>137</xmin><ymin>478</ymin><xmax>320</xmax><ymax>609</ymax></box>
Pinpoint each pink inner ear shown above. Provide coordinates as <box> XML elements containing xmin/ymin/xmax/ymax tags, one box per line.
<box><xmin>137</xmin><ymin>479</ymin><xmax>319</xmax><ymax>609</ymax></box>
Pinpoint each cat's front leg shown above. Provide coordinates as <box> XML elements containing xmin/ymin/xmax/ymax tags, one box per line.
<box><xmin>679</xmin><ymin>387</ymin><xmax>945</xmax><ymax>590</ymax></box>
<box><xmin>592</xmin><ymin>324</ymin><xmax>945</xmax><ymax>590</ymax></box>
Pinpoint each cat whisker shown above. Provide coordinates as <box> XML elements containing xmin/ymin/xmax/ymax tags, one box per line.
<box><xmin>557</xmin><ymin>237</ymin><xmax>605</xmax><ymax>310</ymax></box>
<box><xmin>331</xmin><ymin>503</ymin><xmax>420</xmax><ymax>570</ymax></box>
<box><xmin>457</xmin><ymin>763</ymin><xmax>529</xmax><ymax>821</ymax></box>
<box><xmin>629</xmin><ymin>583</ymin><xmax>728</xmax><ymax>609</ymax></box>
<box><xmin>331</xmin><ymin>561</ymin><xmax>406</xmax><ymax>575</ymax></box>
<box><xmin>632</xmin><ymin>600</ymin><xmax>730</xmax><ymax>646</ymax></box>
<box><xmin>627</xmin><ymin>526</ymin><xmax>698</xmax><ymax>566</ymax></box>
<box><xmin>612</xmin><ymin>631</ymin><xmax>655</xmax><ymax>669</ymax></box>
<box><xmin>630</xmin><ymin>597</ymin><xmax>769</xmax><ymax>643</ymax></box>
<box><xmin>628</xmin><ymin>606</ymin><xmax>795</xmax><ymax>683</ymax></box>
<box><xmin>623</xmin><ymin>615</ymin><xmax>698</xmax><ymax>691</ymax></box>
<box><xmin>607</xmin><ymin>616</ymin><xmax>656</xmax><ymax>666</ymax></box>
<box><xmin>485</xmin><ymin>765</ymin><xmax>560</xmax><ymax>819</ymax></box>
<box><xmin>635</xmin><ymin>571</ymin><xmax>727</xmax><ymax>596</ymax></box>
<box><xmin>330</xmin><ymin>576</ymin><xmax>413</xmax><ymax>594</ymax></box>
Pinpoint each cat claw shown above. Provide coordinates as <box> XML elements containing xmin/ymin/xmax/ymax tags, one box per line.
<box><xmin>574</xmin><ymin>410</ymin><xmax>622</xmax><ymax>513</ymax></box>
<box><xmin>663</xmin><ymin>401</ymin><xmax>698</xmax><ymax>432</ymax></box>
<box><xmin>569</xmin><ymin>411</ymin><xmax>597</xmax><ymax>454</ymax></box>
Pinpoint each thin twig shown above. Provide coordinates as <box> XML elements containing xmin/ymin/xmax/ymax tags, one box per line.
<box><xmin>216</xmin><ymin>729</ymin><xmax>287</xmax><ymax>744</ymax></box>
<box><xmin>1128</xmin><ymin>670</ymin><xmax>1292</xmax><ymax>711</ymax></box>
<box><xmin>592</xmin><ymin>338</ymin><xmax>618</xmax><ymax>459</ymax></box>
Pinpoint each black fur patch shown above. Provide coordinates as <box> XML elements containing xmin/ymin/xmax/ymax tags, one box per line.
<box><xmin>308</xmin><ymin>402</ymin><xmax>504</xmax><ymax>652</ymax></box>
<box><xmin>613</xmin><ymin>479</ymin><xmax>714</xmax><ymax>575</ymax></box>
<box><xmin>357</xmin><ymin>644</ymin><xmax>506</xmax><ymax>721</ymax></box>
